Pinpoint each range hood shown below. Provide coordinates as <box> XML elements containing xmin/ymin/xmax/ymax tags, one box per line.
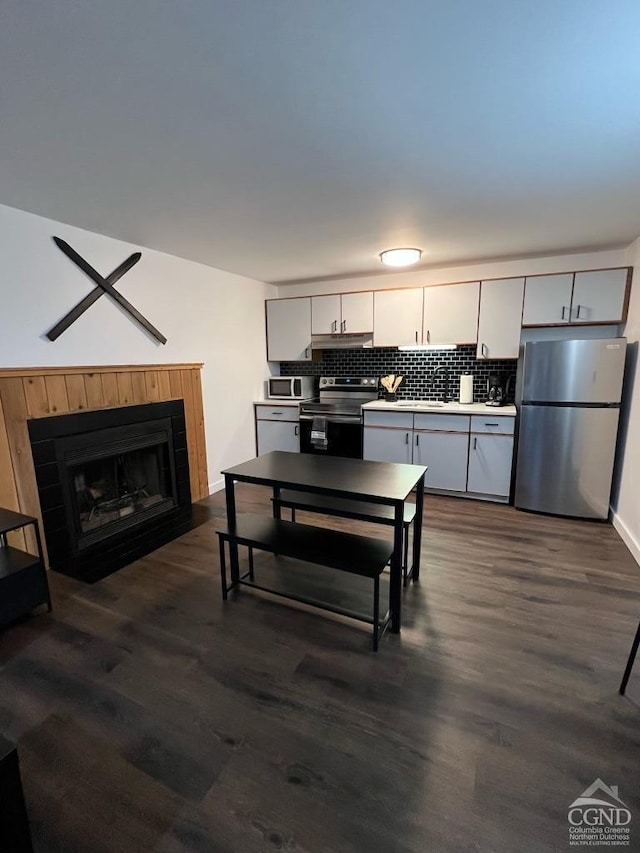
<box><xmin>311</xmin><ymin>333</ymin><xmax>374</xmax><ymax>350</ymax></box>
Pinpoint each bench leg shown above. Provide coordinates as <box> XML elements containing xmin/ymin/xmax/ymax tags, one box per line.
<box><xmin>402</xmin><ymin>522</ymin><xmax>410</xmax><ymax>587</ymax></box>
<box><xmin>218</xmin><ymin>536</ymin><xmax>228</xmax><ymax>600</ymax></box>
<box><xmin>372</xmin><ymin>575</ymin><xmax>380</xmax><ymax>652</ymax></box>
<box><xmin>248</xmin><ymin>546</ymin><xmax>255</xmax><ymax>581</ymax></box>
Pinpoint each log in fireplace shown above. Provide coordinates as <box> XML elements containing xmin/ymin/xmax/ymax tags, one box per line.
<box><xmin>28</xmin><ymin>401</ymin><xmax>192</xmax><ymax>582</ymax></box>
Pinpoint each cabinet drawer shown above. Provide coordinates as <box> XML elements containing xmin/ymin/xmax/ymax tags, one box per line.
<box><xmin>363</xmin><ymin>411</ymin><xmax>414</xmax><ymax>429</ymax></box>
<box><xmin>470</xmin><ymin>415</ymin><xmax>514</xmax><ymax>435</ymax></box>
<box><xmin>255</xmin><ymin>405</ymin><xmax>299</xmax><ymax>422</ymax></box>
<box><xmin>414</xmin><ymin>414</ymin><xmax>470</xmax><ymax>433</ymax></box>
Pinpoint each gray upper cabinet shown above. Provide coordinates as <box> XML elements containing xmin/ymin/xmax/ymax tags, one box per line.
<box><xmin>422</xmin><ymin>282</ymin><xmax>480</xmax><ymax>344</ymax></box>
<box><xmin>266</xmin><ymin>298</ymin><xmax>312</xmax><ymax>361</ymax></box>
<box><xmin>522</xmin><ymin>268</ymin><xmax>630</xmax><ymax>326</ymax></box>
<box><xmin>373</xmin><ymin>288</ymin><xmax>424</xmax><ymax>347</ymax></box>
<box><xmin>311</xmin><ymin>294</ymin><xmax>341</xmax><ymax>334</ymax></box>
<box><xmin>476</xmin><ymin>278</ymin><xmax>525</xmax><ymax>360</ymax></box>
<box><xmin>312</xmin><ymin>292</ymin><xmax>374</xmax><ymax>334</ymax></box>
<box><xmin>571</xmin><ymin>269</ymin><xmax>629</xmax><ymax>324</ymax></box>
<box><xmin>522</xmin><ymin>274</ymin><xmax>574</xmax><ymax>326</ymax></box>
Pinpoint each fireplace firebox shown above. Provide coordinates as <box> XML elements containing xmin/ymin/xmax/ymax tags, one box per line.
<box><xmin>28</xmin><ymin>401</ymin><xmax>192</xmax><ymax>582</ymax></box>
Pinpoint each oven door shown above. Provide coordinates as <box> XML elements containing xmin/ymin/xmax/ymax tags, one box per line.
<box><xmin>299</xmin><ymin>415</ymin><xmax>363</xmax><ymax>459</ymax></box>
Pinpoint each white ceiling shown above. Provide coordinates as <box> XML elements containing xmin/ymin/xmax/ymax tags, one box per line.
<box><xmin>1</xmin><ymin>1</ymin><xmax>640</xmax><ymax>284</ymax></box>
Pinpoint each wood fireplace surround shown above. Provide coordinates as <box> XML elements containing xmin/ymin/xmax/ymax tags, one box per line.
<box><xmin>0</xmin><ymin>364</ymin><xmax>208</xmax><ymax>577</ymax></box>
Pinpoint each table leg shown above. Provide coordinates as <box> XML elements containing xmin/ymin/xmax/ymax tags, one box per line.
<box><xmin>412</xmin><ymin>473</ymin><xmax>425</xmax><ymax>582</ymax></box>
<box><xmin>32</xmin><ymin>521</ymin><xmax>52</xmax><ymax>612</ymax></box>
<box><xmin>390</xmin><ymin>501</ymin><xmax>403</xmax><ymax>633</ymax></box>
<box><xmin>272</xmin><ymin>485</ymin><xmax>281</xmax><ymax>520</ymax></box>
<box><xmin>620</xmin><ymin>619</ymin><xmax>640</xmax><ymax>695</ymax></box>
<box><xmin>224</xmin><ymin>474</ymin><xmax>240</xmax><ymax>584</ymax></box>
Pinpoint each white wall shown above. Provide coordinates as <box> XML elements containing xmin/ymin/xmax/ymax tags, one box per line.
<box><xmin>0</xmin><ymin>204</ymin><xmax>276</xmax><ymax>493</ymax></box>
<box><xmin>612</xmin><ymin>235</ymin><xmax>640</xmax><ymax>564</ymax></box>
<box><xmin>277</xmin><ymin>248</ymin><xmax>628</xmax><ymax>296</ymax></box>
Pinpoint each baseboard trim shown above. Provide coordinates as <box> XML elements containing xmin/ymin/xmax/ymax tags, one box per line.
<box><xmin>612</xmin><ymin>511</ymin><xmax>640</xmax><ymax>567</ymax></box>
<box><xmin>208</xmin><ymin>479</ymin><xmax>224</xmax><ymax>495</ymax></box>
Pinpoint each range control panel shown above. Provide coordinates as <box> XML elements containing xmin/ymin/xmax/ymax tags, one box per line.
<box><xmin>319</xmin><ymin>376</ymin><xmax>378</xmax><ymax>388</ymax></box>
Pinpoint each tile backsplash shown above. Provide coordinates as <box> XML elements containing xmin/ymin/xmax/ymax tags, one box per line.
<box><xmin>279</xmin><ymin>346</ymin><xmax>517</xmax><ymax>402</ymax></box>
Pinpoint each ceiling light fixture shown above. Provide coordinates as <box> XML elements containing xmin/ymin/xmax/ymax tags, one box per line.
<box><xmin>379</xmin><ymin>248</ymin><xmax>422</xmax><ymax>268</ymax></box>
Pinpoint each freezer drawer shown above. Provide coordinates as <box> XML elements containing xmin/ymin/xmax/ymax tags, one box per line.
<box><xmin>515</xmin><ymin>405</ymin><xmax>620</xmax><ymax>519</ymax></box>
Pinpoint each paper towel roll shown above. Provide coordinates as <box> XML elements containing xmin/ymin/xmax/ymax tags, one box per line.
<box><xmin>459</xmin><ymin>374</ymin><xmax>474</xmax><ymax>404</ymax></box>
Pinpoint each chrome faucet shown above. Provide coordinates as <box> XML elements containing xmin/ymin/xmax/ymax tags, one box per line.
<box><xmin>430</xmin><ymin>365</ymin><xmax>450</xmax><ymax>403</ymax></box>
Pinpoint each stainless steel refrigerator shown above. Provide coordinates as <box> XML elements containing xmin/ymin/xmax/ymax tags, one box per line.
<box><xmin>515</xmin><ymin>337</ymin><xmax>626</xmax><ymax>519</ymax></box>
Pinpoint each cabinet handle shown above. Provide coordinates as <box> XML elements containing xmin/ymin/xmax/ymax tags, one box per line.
<box><xmin>405</xmin><ymin>432</ymin><xmax>409</xmax><ymax>445</ymax></box>
<box><xmin>342</xmin><ymin>319</ymin><xmax>346</xmax><ymax>332</ymax></box>
<box><xmin>271</xmin><ymin>411</ymin><xmax>284</xmax><ymax>415</ymax></box>
<box><xmin>304</xmin><ymin>346</ymin><xmax>310</xmax><ymax>358</ymax></box>
<box><xmin>484</xmin><ymin>423</ymin><xmax>499</xmax><ymax>427</ymax></box>
<box><xmin>295</xmin><ymin>425</ymin><xmax>299</xmax><ymax>436</ymax></box>
<box><xmin>481</xmin><ymin>343</ymin><xmax>488</xmax><ymax>358</ymax></box>
<box><xmin>415</xmin><ymin>330</ymin><xmax>419</xmax><ymax>343</ymax></box>
<box><xmin>415</xmin><ymin>434</ymin><xmax>420</xmax><ymax>446</ymax></box>
<box><xmin>426</xmin><ymin>329</ymin><xmax>431</xmax><ymax>344</ymax></box>
<box><xmin>332</xmin><ymin>320</ymin><xmax>337</xmax><ymax>332</ymax></box>
<box><xmin>561</xmin><ymin>306</ymin><xmax>568</xmax><ymax>320</ymax></box>
<box><xmin>473</xmin><ymin>436</ymin><xmax>477</xmax><ymax>450</ymax></box>
<box><xmin>576</xmin><ymin>304</ymin><xmax>583</xmax><ymax>319</ymax></box>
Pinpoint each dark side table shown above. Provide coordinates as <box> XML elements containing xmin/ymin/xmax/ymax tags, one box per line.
<box><xmin>0</xmin><ymin>734</ymin><xmax>34</xmax><ymax>852</ymax></box>
<box><xmin>0</xmin><ymin>508</ymin><xmax>51</xmax><ymax>629</ymax></box>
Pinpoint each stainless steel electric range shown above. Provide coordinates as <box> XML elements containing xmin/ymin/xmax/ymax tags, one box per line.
<box><xmin>299</xmin><ymin>376</ymin><xmax>379</xmax><ymax>458</ymax></box>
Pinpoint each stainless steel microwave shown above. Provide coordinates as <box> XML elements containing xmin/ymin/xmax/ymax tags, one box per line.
<box><xmin>267</xmin><ymin>376</ymin><xmax>315</xmax><ymax>399</ymax></box>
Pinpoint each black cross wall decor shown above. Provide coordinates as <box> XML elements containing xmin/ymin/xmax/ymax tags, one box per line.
<box><xmin>46</xmin><ymin>237</ymin><xmax>167</xmax><ymax>344</ymax></box>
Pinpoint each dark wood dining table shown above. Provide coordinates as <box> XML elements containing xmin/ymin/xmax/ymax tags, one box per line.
<box><xmin>221</xmin><ymin>451</ymin><xmax>427</xmax><ymax>632</ymax></box>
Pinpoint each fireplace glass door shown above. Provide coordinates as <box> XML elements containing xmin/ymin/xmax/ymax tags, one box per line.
<box><xmin>57</xmin><ymin>418</ymin><xmax>178</xmax><ymax>551</ymax></box>
<box><xmin>71</xmin><ymin>443</ymin><xmax>173</xmax><ymax>538</ymax></box>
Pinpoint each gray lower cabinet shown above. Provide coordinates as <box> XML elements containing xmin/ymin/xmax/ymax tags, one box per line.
<box><xmin>364</xmin><ymin>410</ymin><xmax>515</xmax><ymax>501</ymax></box>
<box><xmin>256</xmin><ymin>419</ymin><xmax>299</xmax><ymax>455</ymax></box>
<box><xmin>363</xmin><ymin>412</ymin><xmax>470</xmax><ymax>491</ymax></box>
<box><xmin>413</xmin><ymin>431</ymin><xmax>469</xmax><ymax>491</ymax></box>
<box><xmin>467</xmin><ymin>433</ymin><xmax>514</xmax><ymax>496</ymax></box>
<box><xmin>362</xmin><ymin>426</ymin><xmax>413</xmax><ymax>464</ymax></box>
<box><xmin>255</xmin><ymin>404</ymin><xmax>300</xmax><ymax>454</ymax></box>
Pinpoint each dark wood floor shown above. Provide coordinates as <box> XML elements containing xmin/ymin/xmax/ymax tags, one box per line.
<box><xmin>1</xmin><ymin>486</ymin><xmax>639</xmax><ymax>852</ymax></box>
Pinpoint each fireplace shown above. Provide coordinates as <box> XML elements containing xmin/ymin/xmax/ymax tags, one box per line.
<box><xmin>28</xmin><ymin>401</ymin><xmax>192</xmax><ymax>582</ymax></box>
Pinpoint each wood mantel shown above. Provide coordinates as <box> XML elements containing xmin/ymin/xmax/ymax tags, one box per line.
<box><xmin>0</xmin><ymin>364</ymin><xmax>208</xmax><ymax>558</ymax></box>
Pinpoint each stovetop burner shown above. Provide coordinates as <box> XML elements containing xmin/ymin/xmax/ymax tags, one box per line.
<box><xmin>299</xmin><ymin>376</ymin><xmax>379</xmax><ymax>421</ymax></box>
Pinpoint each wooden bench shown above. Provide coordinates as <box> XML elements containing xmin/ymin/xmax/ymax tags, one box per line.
<box><xmin>271</xmin><ymin>489</ymin><xmax>417</xmax><ymax>586</ymax></box>
<box><xmin>216</xmin><ymin>513</ymin><xmax>393</xmax><ymax>651</ymax></box>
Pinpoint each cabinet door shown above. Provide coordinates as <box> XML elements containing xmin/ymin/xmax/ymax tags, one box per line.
<box><xmin>522</xmin><ymin>274</ymin><xmax>574</xmax><ymax>326</ymax></box>
<box><xmin>476</xmin><ymin>278</ymin><xmax>524</xmax><ymax>359</ymax></box>
<box><xmin>373</xmin><ymin>289</ymin><xmax>424</xmax><ymax>347</ymax></box>
<box><xmin>571</xmin><ymin>269</ymin><xmax>629</xmax><ymax>324</ymax></box>
<box><xmin>467</xmin><ymin>434</ymin><xmax>513</xmax><ymax>496</ymax></box>
<box><xmin>422</xmin><ymin>282</ymin><xmax>479</xmax><ymax>345</ymax></box>
<box><xmin>266</xmin><ymin>298</ymin><xmax>312</xmax><ymax>361</ymax></box>
<box><xmin>341</xmin><ymin>291</ymin><xmax>373</xmax><ymax>333</ymax></box>
<box><xmin>311</xmin><ymin>295</ymin><xmax>341</xmax><ymax>334</ymax></box>
<box><xmin>363</xmin><ymin>427</ymin><xmax>412</xmax><ymax>464</ymax></box>
<box><xmin>413</xmin><ymin>431</ymin><xmax>469</xmax><ymax>491</ymax></box>
<box><xmin>256</xmin><ymin>420</ymin><xmax>299</xmax><ymax>455</ymax></box>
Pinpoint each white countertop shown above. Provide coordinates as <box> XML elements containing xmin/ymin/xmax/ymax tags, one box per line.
<box><xmin>363</xmin><ymin>400</ymin><xmax>517</xmax><ymax>417</ymax></box>
<box><xmin>254</xmin><ymin>398</ymin><xmax>305</xmax><ymax>407</ymax></box>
